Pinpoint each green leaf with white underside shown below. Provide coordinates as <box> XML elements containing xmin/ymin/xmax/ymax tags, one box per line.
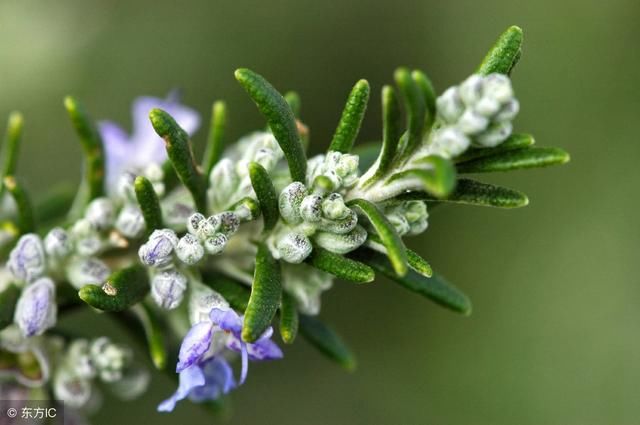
<box><xmin>355</xmin><ymin>250</ymin><xmax>471</xmax><ymax>315</ymax></box>
<box><xmin>394</xmin><ymin>68</ymin><xmax>426</xmax><ymax>159</ymax></box>
<box><xmin>348</xmin><ymin>198</ymin><xmax>407</xmax><ymax>276</ymax></box>
<box><xmin>307</xmin><ymin>246</ymin><xmax>375</xmax><ymax>283</ymax></box>
<box><xmin>134</xmin><ymin>176</ymin><xmax>163</xmax><ymax>235</ymax></box>
<box><xmin>455</xmin><ymin>133</ymin><xmax>535</xmax><ymax>163</ymax></box>
<box><xmin>387</xmin><ymin>155</ymin><xmax>456</xmax><ymax>198</ymax></box>
<box><xmin>457</xmin><ymin>147</ymin><xmax>570</xmax><ymax>173</ymax></box>
<box><xmin>242</xmin><ymin>243</ymin><xmax>282</xmax><ymax>342</ymax></box>
<box><xmin>411</xmin><ymin>70</ymin><xmax>436</xmax><ymax>129</ymax></box>
<box><xmin>131</xmin><ymin>302</ymin><xmax>167</xmax><ymax>370</ymax></box>
<box><xmin>78</xmin><ymin>265</ymin><xmax>149</xmax><ymax>312</ymax></box>
<box><xmin>279</xmin><ymin>292</ymin><xmax>299</xmax><ymax>344</ymax></box>
<box><xmin>299</xmin><ymin>314</ymin><xmax>356</xmax><ymax>371</ymax></box>
<box><xmin>366</xmin><ymin>233</ymin><xmax>432</xmax><ymax>278</ymax></box>
<box><xmin>328</xmin><ymin>79</ymin><xmax>370</xmax><ymax>153</ymax></box>
<box><xmin>149</xmin><ymin>108</ymin><xmax>207</xmax><ymax>213</ymax></box>
<box><xmin>235</xmin><ymin>68</ymin><xmax>307</xmax><ymax>183</ymax></box>
<box><xmin>397</xmin><ymin>178</ymin><xmax>529</xmax><ymax>208</ymax></box>
<box><xmin>477</xmin><ymin>25</ymin><xmax>524</xmax><ymax>75</ymax></box>
<box><xmin>248</xmin><ymin>162</ymin><xmax>279</xmax><ymax>232</ymax></box>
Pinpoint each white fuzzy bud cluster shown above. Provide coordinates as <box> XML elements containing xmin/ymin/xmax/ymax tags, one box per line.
<box><xmin>429</xmin><ymin>73</ymin><xmax>519</xmax><ymax>158</ymax></box>
<box><xmin>115</xmin><ymin>163</ymin><xmax>165</xmax><ymax>203</ymax></box>
<box><xmin>271</xmin><ymin>182</ymin><xmax>365</xmax><ymax>263</ymax></box>
<box><xmin>306</xmin><ymin>151</ymin><xmax>360</xmax><ymax>192</ymax></box>
<box><xmin>282</xmin><ymin>263</ymin><xmax>333</xmax><ymax>315</ymax></box>
<box><xmin>208</xmin><ymin>132</ymin><xmax>283</xmax><ymax>211</ymax></box>
<box><xmin>53</xmin><ymin>336</ymin><xmax>147</xmax><ymax>409</ymax></box>
<box><xmin>384</xmin><ymin>201</ymin><xmax>429</xmax><ymax>236</ymax></box>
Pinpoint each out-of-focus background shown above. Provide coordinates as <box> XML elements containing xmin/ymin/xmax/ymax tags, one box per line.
<box><xmin>1</xmin><ymin>0</ymin><xmax>638</xmax><ymax>424</ymax></box>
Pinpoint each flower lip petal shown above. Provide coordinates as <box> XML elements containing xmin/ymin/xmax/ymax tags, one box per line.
<box><xmin>246</xmin><ymin>338</ymin><xmax>283</xmax><ymax>361</ymax></box>
<box><xmin>210</xmin><ymin>308</ymin><xmax>242</xmax><ymax>335</ymax></box>
<box><xmin>158</xmin><ymin>364</ymin><xmax>205</xmax><ymax>412</ymax></box>
<box><xmin>176</xmin><ymin>322</ymin><xmax>214</xmax><ymax>372</ymax></box>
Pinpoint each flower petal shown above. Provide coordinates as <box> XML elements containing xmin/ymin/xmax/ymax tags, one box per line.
<box><xmin>157</xmin><ymin>365</ymin><xmax>205</xmax><ymax>412</ymax></box>
<box><xmin>98</xmin><ymin>121</ymin><xmax>132</xmax><ymax>190</ymax></box>
<box><xmin>210</xmin><ymin>308</ymin><xmax>242</xmax><ymax>336</ymax></box>
<box><xmin>188</xmin><ymin>357</ymin><xmax>236</xmax><ymax>402</ymax></box>
<box><xmin>246</xmin><ymin>338</ymin><xmax>283</xmax><ymax>361</ymax></box>
<box><xmin>176</xmin><ymin>322</ymin><xmax>213</xmax><ymax>372</ymax></box>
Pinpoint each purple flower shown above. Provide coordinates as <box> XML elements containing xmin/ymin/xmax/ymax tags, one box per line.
<box><xmin>99</xmin><ymin>93</ymin><xmax>200</xmax><ymax>190</ymax></box>
<box><xmin>158</xmin><ymin>357</ymin><xmax>235</xmax><ymax>412</ymax></box>
<box><xmin>177</xmin><ymin>308</ymin><xmax>283</xmax><ymax>384</ymax></box>
<box><xmin>14</xmin><ymin>277</ymin><xmax>57</xmax><ymax>337</ymax></box>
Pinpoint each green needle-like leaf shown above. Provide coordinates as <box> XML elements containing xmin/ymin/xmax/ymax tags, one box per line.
<box><xmin>328</xmin><ymin>79</ymin><xmax>370</xmax><ymax>153</ymax></box>
<box><xmin>406</xmin><ymin>248</ymin><xmax>433</xmax><ymax>278</ymax></box>
<box><xmin>307</xmin><ymin>246</ymin><xmax>375</xmax><ymax>283</ymax></box>
<box><xmin>456</xmin><ymin>133</ymin><xmax>535</xmax><ymax>163</ymax></box>
<box><xmin>0</xmin><ymin>112</ymin><xmax>23</xmax><ymax>198</ymax></box>
<box><xmin>299</xmin><ymin>314</ymin><xmax>356</xmax><ymax>371</ymax></box>
<box><xmin>64</xmin><ymin>96</ymin><xmax>105</xmax><ymax>218</ymax></box>
<box><xmin>78</xmin><ymin>265</ymin><xmax>149</xmax><ymax>312</ymax></box>
<box><xmin>149</xmin><ymin>108</ymin><xmax>207</xmax><ymax>213</ymax></box>
<box><xmin>202</xmin><ymin>101</ymin><xmax>227</xmax><ymax>177</ymax></box>
<box><xmin>131</xmin><ymin>302</ymin><xmax>167</xmax><ymax>370</ymax></box>
<box><xmin>0</xmin><ymin>283</ymin><xmax>20</xmax><ymax>331</ymax></box>
<box><xmin>284</xmin><ymin>91</ymin><xmax>301</xmax><ymax>118</ymax></box>
<box><xmin>477</xmin><ymin>25</ymin><xmax>524</xmax><ymax>75</ymax></box>
<box><xmin>388</xmin><ymin>155</ymin><xmax>457</xmax><ymax>198</ymax></box>
<box><xmin>411</xmin><ymin>70</ymin><xmax>436</xmax><ymax>129</ymax></box>
<box><xmin>248</xmin><ymin>162</ymin><xmax>278</xmax><ymax>232</ymax></box>
<box><xmin>398</xmin><ymin>178</ymin><xmax>529</xmax><ymax>208</ymax></box>
<box><xmin>202</xmin><ymin>273</ymin><xmax>250</xmax><ymax>311</ymax></box>
<box><xmin>242</xmin><ymin>243</ymin><xmax>282</xmax><ymax>342</ymax></box>
<box><xmin>348</xmin><ymin>198</ymin><xmax>407</xmax><ymax>276</ymax></box>
<box><xmin>235</xmin><ymin>68</ymin><xmax>307</xmax><ymax>183</ymax></box>
<box><xmin>134</xmin><ymin>176</ymin><xmax>163</xmax><ymax>235</ymax></box>
<box><xmin>457</xmin><ymin>147</ymin><xmax>570</xmax><ymax>173</ymax></box>
<box><xmin>3</xmin><ymin>176</ymin><xmax>35</xmax><ymax>234</ymax></box>
<box><xmin>279</xmin><ymin>292</ymin><xmax>299</xmax><ymax>344</ymax></box>
<box><xmin>394</xmin><ymin>67</ymin><xmax>426</xmax><ymax>159</ymax></box>
<box><xmin>356</xmin><ymin>250</ymin><xmax>472</xmax><ymax>315</ymax></box>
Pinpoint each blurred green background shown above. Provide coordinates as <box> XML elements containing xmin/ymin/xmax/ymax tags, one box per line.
<box><xmin>1</xmin><ymin>0</ymin><xmax>638</xmax><ymax>424</ymax></box>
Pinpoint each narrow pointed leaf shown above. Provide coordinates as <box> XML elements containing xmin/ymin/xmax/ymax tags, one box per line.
<box><xmin>411</xmin><ymin>70</ymin><xmax>436</xmax><ymax>129</ymax></box>
<box><xmin>398</xmin><ymin>178</ymin><xmax>529</xmax><ymax>208</ymax></box>
<box><xmin>202</xmin><ymin>101</ymin><xmax>227</xmax><ymax>177</ymax></box>
<box><xmin>0</xmin><ymin>283</ymin><xmax>20</xmax><ymax>331</ymax></box>
<box><xmin>329</xmin><ymin>79</ymin><xmax>370</xmax><ymax>153</ymax></box>
<box><xmin>134</xmin><ymin>176</ymin><xmax>163</xmax><ymax>235</ymax></box>
<box><xmin>348</xmin><ymin>198</ymin><xmax>407</xmax><ymax>276</ymax></box>
<box><xmin>149</xmin><ymin>108</ymin><xmax>207</xmax><ymax>213</ymax></box>
<box><xmin>477</xmin><ymin>25</ymin><xmax>524</xmax><ymax>75</ymax></box>
<box><xmin>456</xmin><ymin>133</ymin><xmax>535</xmax><ymax>163</ymax></box>
<box><xmin>395</xmin><ymin>68</ymin><xmax>426</xmax><ymax>159</ymax></box>
<box><xmin>284</xmin><ymin>91</ymin><xmax>301</xmax><ymax>118</ymax></box>
<box><xmin>64</xmin><ymin>97</ymin><xmax>105</xmax><ymax>218</ymax></box>
<box><xmin>78</xmin><ymin>265</ymin><xmax>149</xmax><ymax>312</ymax></box>
<box><xmin>242</xmin><ymin>243</ymin><xmax>282</xmax><ymax>342</ymax></box>
<box><xmin>307</xmin><ymin>246</ymin><xmax>375</xmax><ymax>283</ymax></box>
<box><xmin>131</xmin><ymin>302</ymin><xmax>167</xmax><ymax>370</ymax></box>
<box><xmin>387</xmin><ymin>155</ymin><xmax>456</xmax><ymax>198</ymax></box>
<box><xmin>202</xmin><ymin>273</ymin><xmax>250</xmax><ymax>311</ymax></box>
<box><xmin>352</xmin><ymin>141</ymin><xmax>382</xmax><ymax>172</ymax></box>
<box><xmin>0</xmin><ymin>112</ymin><xmax>23</xmax><ymax>198</ymax></box>
<box><xmin>248</xmin><ymin>162</ymin><xmax>278</xmax><ymax>231</ymax></box>
<box><xmin>457</xmin><ymin>147</ymin><xmax>570</xmax><ymax>173</ymax></box>
<box><xmin>299</xmin><ymin>314</ymin><xmax>356</xmax><ymax>371</ymax></box>
<box><xmin>356</xmin><ymin>250</ymin><xmax>471</xmax><ymax>315</ymax></box>
<box><xmin>235</xmin><ymin>68</ymin><xmax>307</xmax><ymax>183</ymax></box>
<box><xmin>366</xmin><ymin>233</ymin><xmax>432</xmax><ymax>278</ymax></box>
<box><xmin>3</xmin><ymin>176</ymin><xmax>35</xmax><ymax>234</ymax></box>
<box><xmin>279</xmin><ymin>292</ymin><xmax>299</xmax><ymax>344</ymax></box>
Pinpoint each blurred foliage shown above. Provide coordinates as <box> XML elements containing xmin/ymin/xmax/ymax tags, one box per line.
<box><xmin>1</xmin><ymin>0</ymin><xmax>639</xmax><ymax>423</ymax></box>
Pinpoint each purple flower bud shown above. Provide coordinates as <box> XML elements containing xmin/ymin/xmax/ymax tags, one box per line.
<box><xmin>138</xmin><ymin>229</ymin><xmax>178</xmax><ymax>267</ymax></box>
<box><xmin>44</xmin><ymin>227</ymin><xmax>72</xmax><ymax>259</ymax></box>
<box><xmin>8</xmin><ymin>234</ymin><xmax>46</xmax><ymax>283</ymax></box>
<box><xmin>151</xmin><ymin>268</ymin><xmax>188</xmax><ymax>310</ymax></box>
<box><xmin>66</xmin><ymin>257</ymin><xmax>111</xmax><ymax>290</ymax></box>
<box><xmin>14</xmin><ymin>277</ymin><xmax>57</xmax><ymax>337</ymax></box>
<box><xmin>176</xmin><ymin>234</ymin><xmax>204</xmax><ymax>265</ymax></box>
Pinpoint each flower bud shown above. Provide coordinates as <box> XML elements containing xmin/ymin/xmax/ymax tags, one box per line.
<box><xmin>44</xmin><ymin>227</ymin><xmax>72</xmax><ymax>260</ymax></box>
<box><xmin>458</xmin><ymin>74</ymin><xmax>484</xmax><ymax>106</ymax></box>
<box><xmin>483</xmin><ymin>73</ymin><xmax>513</xmax><ymax>103</ymax></box>
<box><xmin>282</xmin><ymin>263</ymin><xmax>332</xmax><ymax>315</ymax></box>
<box><xmin>300</xmin><ymin>195</ymin><xmax>323</xmax><ymax>222</ymax></box>
<box><xmin>151</xmin><ymin>268</ymin><xmax>188</xmax><ymax>310</ymax></box>
<box><xmin>8</xmin><ymin>234</ymin><xmax>46</xmax><ymax>283</ymax></box>
<box><xmin>335</xmin><ymin>154</ymin><xmax>359</xmax><ymax>187</ymax></box>
<box><xmin>53</xmin><ymin>367</ymin><xmax>92</xmax><ymax>408</ymax></box>
<box><xmin>143</xmin><ymin>163</ymin><xmax>164</xmax><ymax>182</ymax></box>
<box><xmin>404</xmin><ymin>201</ymin><xmax>428</xmax><ymax>223</ymax></box>
<box><xmin>14</xmin><ymin>277</ymin><xmax>57</xmax><ymax>337</ymax></box>
<box><xmin>313</xmin><ymin>225</ymin><xmax>367</xmax><ymax>254</ymax></box>
<box><xmin>161</xmin><ymin>196</ymin><xmax>196</xmax><ymax>232</ymax></box>
<box><xmin>318</xmin><ymin>209</ymin><xmax>358</xmax><ymax>234</ymax></box>
<box><xmin>474</xmin><ymin>96</ymin><xmax>501</xmax><ymax>116</ymax></box>
<box><xmin>217</xmin><ymin>212</ymin><xmax>240</xmax><ymax>236</ymax></box>
<box><xmin>195</xmin><ymin>215</ymin><xmax>220</xmax><ymax>240</ymax></box>
<box><xmin>204</xmin><ymin>233</ymin><xmax>227</xmax><ymax>255</ymax></box>
<box><xmin>85</xmin><ymin>198</ymin><xmax>115</xmax><ymax>231</ymax></box>
<box><xmin>436</xmin><ymin>87</ymin><xmax>464</xmax><ymax>123</ymax></box>
<box><xmin>209</xmin><ymin>158</ymin><xmax>238</xmax><ymax>209</ymax></box>
<box><xmin>279</xmin><ymin>182</ymin><xmax>307</xmax><ymax>224</ymax></box>
<box><xmin>176</xmin><ymin>234</ymin><xmax>204</xmax><ymax>265</ymax></box>
<box><xmin>186</xmin><ymin>213</ymin><xmax>206</xmax><ymax>236</ymax></box>
<box><xmin>429</xmin><ymin>127</ymin><xmax>470</xmax><ymax>159</ymax></box>
<box><xmin>475</xmin><ymin>121</ymin><xmax>513</xmax><ymax>148</ymax></box>
<box><xmin>458</xmin><ymin>109</ymin><xmax>489</xmax><ymax>135</ymax></box>
<box><xmin>188</xmin><ymin>283</ymin><xmax>229</xmax><ymax>326</ymax></box>
<box><xmin>66</xmin><ymin>257</ymin><xmax>111</xmax><ymax>289</ymax></box>
<box><xmin>321</xmin><ymin>193</ymin><xmax>350</xmax><ymax>220</ymax></box>
<box><xmin>115</xmin><ymin>205</ymin><xmax>145</xmax><ymax>239</ymax></box>
<box><xmin>408</xmin><ymin>218</ymin><xmax>428</xmax><ymax>235</ymax></box>
<box><xmin>138</xmin><ymin>229</ymin><xmax>178</xmax><ymax>267</ymax></box>
<box><xmin>494</xmin><ymin>98</ymin><xmax>520</xmax><ymax>122</ymax></box>
<box><xmin>254</xmin><ymin>147</ymin><xmax>279</xmax><ymax>171</ymax></box>
<box><xmin>115</xmin><ymin>171</ymin><xmax>137</xmax><ymax>202</ymax></box>
<box><xmin>387</xmin><ymin>213</ymin><xmax>410</xmax><ymax>236</ymax></box>
<box><xmin>90</xmin><ymin>337</ymin><xmax>132</xmax><ymax>382</ymax></box>
<box><xmin>67</xmin><ymin>340</ymin><xmax>97</xmax><ymax>379</ymax></box>
<box><xmin>276</xmin><ymin>233</ymin><xmax>313</xmax><ymax>264</ymax></box>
